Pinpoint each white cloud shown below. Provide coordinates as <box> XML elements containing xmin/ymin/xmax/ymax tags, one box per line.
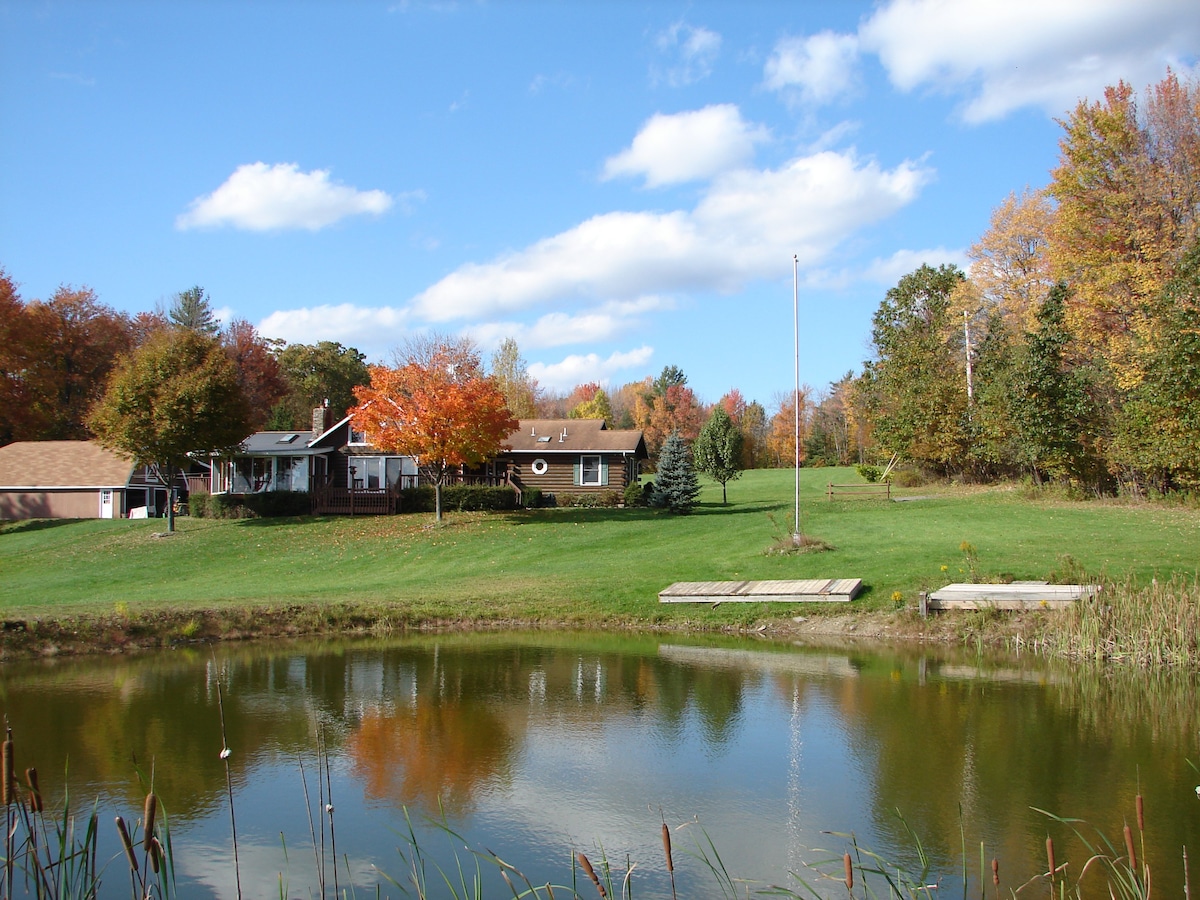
<box><xmin>258</xmin><ymin>303</ymin><xmax>411</xmax><ymax>354</ymax></box>
<box><xmin>465</xmin><ymin>296</ymin><xmax>674</xmax><ymax>350</ymax></box>
<box><xmin>653</xmin><ymin>22</ymin><xmax>722</xmax><ymax>87</ymax></box>
<box><xmin>602</xmin><ymin>105</ymin><xmax>769</xmax><ymax>187</ymax></box>
<box><xmin>528</xmin><ymin>346</ymin><xmax>656</xmax><ymax>393</ymax></box>
<box><xmin>176</xmin><ymin>163</ymin><xmax>394</xmax><ymax>231</ymax></box>
<box><xmin>861</xmin><ymin>246</ymin><xmax>970</xmax><ymax>285</ymax></box>
<box><xmin>764</xmin><ymin>31</ymin><xmax>861</xmax><ymax>104</ymax></box>
<box><xmin>859</xmin><ymin>0</ymin><xmax>1200</xmax><ymax>122</ymax></box>
<box><xmin>412</xmin><ymin>131</ymin><xmax>931</xmax><ymax>325</ymax></box>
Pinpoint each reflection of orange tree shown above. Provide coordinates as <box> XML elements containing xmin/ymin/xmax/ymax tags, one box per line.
<box><xmin>347</xmin><ymin>702</ymin><xmax>516</xmax><ymax>814</ymax></box>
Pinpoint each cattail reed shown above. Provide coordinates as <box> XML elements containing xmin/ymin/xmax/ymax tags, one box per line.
<box><xmin>992</xmin><ymin>858</ymin><xmax>999</xmax><ymax>886</ymax></box>
<box><xmin>115</xmin><ymin>816</ymin><xmax>139</xmax><ymax>872</ymax></box>
<box><xmin>577</xmin><ymin>852</ymin><xmax>607</xmax><ymax>899</ymax></box>
<box><xmin>1046</xmin><ymin>837</ymin><xmax>1056</xmax><ymax>882</ymax></box>
<box><xmin>149</xmin><ymin>836</ymin><xmax>162</xmax><ymax>875</ymax></box>
<box><xmin>1124</xmin><ymin>823</ymin><xmax>1137</xmax><ymax>869</ymax></box>
<box><xmin>143</xmin><ymin>792</ymin><xmax>158</xmax><ymax>851</ymax></box>
<box><xmin>23</xmin><ymin>768</ymin><xmax>41</xmax><ymax>814</ymax></box>
<box><xmin>661</xmin><ymin>824</ymin><xmax>673</xmax><ymax>873</ymax></box>
<box><xmin>2</xmin><ymin>735</ymin><xmax>12</xmax><ymax>806</ymax></box>
<box><xmin>844</xmin><ymin>852</ymin><xmax>854</xmax><ymax>891</ymax></box>
<box><xmin>1136</xmin><ymin>794</ymin><xmax>1145</xmax><ymax>832</ymax></box>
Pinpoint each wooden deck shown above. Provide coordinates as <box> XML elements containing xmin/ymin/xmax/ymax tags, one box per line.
<box><xmin>659</xmin><ymin>578</ymin><xmax>862</xmax><ymax>604</ymax></box>
<box><xmin>926</xmin><ymin>582</ymin><xmax>1098</xmax><ymax>612</ymax></box>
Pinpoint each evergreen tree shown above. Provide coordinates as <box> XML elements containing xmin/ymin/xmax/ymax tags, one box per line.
<box><xmin>650</xmin><ymin>431</ymin><xmax>700</xmax><ymax>514</ymax></box>
<box><xmin>169</xmin><ymin>285</ymin><xmax>220</xmax><ymax>336</ymax></box>
<box><xmin>693</xmin><ymin>405</ymin><xmax>744</xmax><ymax>503</ymax></box>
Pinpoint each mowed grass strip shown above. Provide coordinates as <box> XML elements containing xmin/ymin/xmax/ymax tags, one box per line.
<box><xmin>2</xmin><ymin>467</ymin><xmax>1198</xmax><ymax>625</ymax></box>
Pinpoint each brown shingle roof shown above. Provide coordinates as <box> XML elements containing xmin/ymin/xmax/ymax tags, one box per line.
<box><xmin>504</xmin><ymin>419</ymin><xmax>646</xmax><ymax>456</ymax></box>
<box><xmin>0</xmin><ymin>441</ymin><xmax>136</xmax><ymax>488</ymax></box>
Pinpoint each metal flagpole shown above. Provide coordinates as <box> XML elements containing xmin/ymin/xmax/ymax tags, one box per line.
<box><xmin>793</xmin><ymin>254</ymin><xmax>801</xmax><ymax>544</ymax></box>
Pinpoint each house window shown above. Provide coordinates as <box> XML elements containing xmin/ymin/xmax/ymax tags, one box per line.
<box><xmin>580</xmin><ymin>455</ymin><xmax>602</xmax><ymax>486</ymax></box>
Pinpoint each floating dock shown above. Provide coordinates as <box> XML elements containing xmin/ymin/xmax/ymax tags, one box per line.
<box><xmin>658</xmin><ymin>578</ymin><xmax>862</xmax><ymax>604</ymax></box>
<box><xmin>925</xmin><ymin>582</ymin><xmax>1098</xmax><ymax>612</ymax></box>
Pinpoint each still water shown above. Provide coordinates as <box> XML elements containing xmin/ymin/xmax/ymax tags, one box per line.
<box><xmin>2</xmin><ymin>631</ymin><xmax>1198</xmax><ymax>899</ymax></box>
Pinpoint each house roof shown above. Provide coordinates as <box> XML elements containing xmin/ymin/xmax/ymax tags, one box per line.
<box><xmin>0</xmin><ymin>441</ymin><xmax>136</xmax><ymax>489</ymax></box>
<box><xmin>505</xmin><ymin>419</ymin><xmax>647</xmax><ymax>457</ymax></box>
<box><xmin>238</xmin><ymin>430</ymin><xmax>320</xmax><ymax>455</ymax></box>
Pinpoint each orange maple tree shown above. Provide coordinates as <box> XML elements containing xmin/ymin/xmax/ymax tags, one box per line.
<box><xmin>350</xmin><ymin>343</ymin><xmax>517</xmax><ymax>520</ymax></box>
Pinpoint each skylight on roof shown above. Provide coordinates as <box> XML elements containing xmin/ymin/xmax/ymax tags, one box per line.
<box><xmin>537</xmin><ymin>436</ymin><xmax>552</xmax><ymax>442</ymax></box>
<box><xmin>277</xmin><ymin>433</ymin><xmax>299</xmax><ymax>443</ymax></box>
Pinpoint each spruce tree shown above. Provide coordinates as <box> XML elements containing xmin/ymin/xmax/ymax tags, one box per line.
<box><xmin>169</xmin><ymin>285</ymin><xmax>220</xmax><ymax>336</ymax></box>
<box><xmin>650</xmin><ymin>430</ymin><xmax>701</xmax><ymax>514</ymax></box>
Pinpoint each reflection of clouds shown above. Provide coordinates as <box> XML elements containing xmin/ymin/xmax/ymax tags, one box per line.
<box><xmin>178</xmin><ymin>839</ymin><xmax>379</xmax><ymax>899</ymax></box>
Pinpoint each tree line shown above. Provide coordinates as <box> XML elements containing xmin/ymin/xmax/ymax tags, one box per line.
<box><xmin>851</xmin><ymin>70</ymin><xmax>1200</xmax><ymax>495</ymax></box>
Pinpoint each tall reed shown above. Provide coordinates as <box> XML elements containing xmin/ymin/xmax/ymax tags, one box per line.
<box><xmin>1042</xmin><ymin>574</ymin><xmax>1200</xmax><ymax>667</ymax></box>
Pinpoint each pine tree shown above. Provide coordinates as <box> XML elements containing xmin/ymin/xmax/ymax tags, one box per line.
<box><xmin>650</xmin><ymin>431</ymin><xmax>700</xmax><ymax>514</ymax></box>
<box><xmin>169</xmin><ymin>285</ymin><xmax>220</xmax><ymax>336</ymax></box>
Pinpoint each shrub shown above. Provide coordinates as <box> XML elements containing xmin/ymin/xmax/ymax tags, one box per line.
<box><xmin>521</xmin><ymin>486</ymin><xmax>543</xmax><ymax>508</ymax></box>
<box><xmin>623</xmin><ymin>479</ymin><xmax>648</xmax><ymax>507</ymax></box>
<box><xmin>856</xmin><ymin>464</ymin><xmax>882</xmax><ymax>483</ymax></box>
<box><xmin>190</xmin><ymin>491</ymin><xmax>311</xmax><ymax>519</ymax></box>
<box><xmin>398</xmin><ymin>485</ymin><xmax>519</xmax><ymax>513</ymax></box>
<box><xmin>554</xmin><ymin>491</ymin><xmax>622</xmax><ymax>508</ymax></box>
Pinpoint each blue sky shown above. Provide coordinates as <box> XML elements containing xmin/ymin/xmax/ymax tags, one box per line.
<box><xmin>2</xmin><ymin>1</ymin><xmax>1196</xmax><ymax>408</ymax></box>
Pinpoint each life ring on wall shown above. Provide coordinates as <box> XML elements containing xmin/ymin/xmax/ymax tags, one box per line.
<box><xmin>531</xmin><ymin>458</ymin><xmax>548</xmax><ymax>475</ymax></box>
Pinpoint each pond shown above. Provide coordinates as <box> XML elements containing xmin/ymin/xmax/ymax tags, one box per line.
<box><xmin>1</xmin><ymin>631</ymin><xmax>1197</xmax><ymax>899</ymax></box>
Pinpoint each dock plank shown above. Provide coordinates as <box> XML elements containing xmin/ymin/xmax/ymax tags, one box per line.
<box><xmin>927</xmin><ymin>583</ymin><xmax>1098</xmax><ymax>611</ymax></box>
<box><xmin>659</xmin><ymin>578</ymin><xmax>862</xmax><ymax>603</ymax></box>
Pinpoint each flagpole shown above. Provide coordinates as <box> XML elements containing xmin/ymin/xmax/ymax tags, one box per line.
<box><xmin>793</xmin><ymin>254</ymin><xmax>801</xmax><ymax>544</ymax></box>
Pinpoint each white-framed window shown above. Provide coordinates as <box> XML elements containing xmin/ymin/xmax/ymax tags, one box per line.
<box><xmin>580</xmin><ymin>455</ymin><xmax>602</xmax><ymax>486</ymax></box>
<box><xmin>531</xmin><ymin>458</ymin><xmax>548</xmax><ymax>476</ymax></box>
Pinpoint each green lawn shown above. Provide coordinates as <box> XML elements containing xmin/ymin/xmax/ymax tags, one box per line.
<box><xmin>2</xmin><ymin>467</ymin><xmax>1198</xmax><ymax>626</ymax></box>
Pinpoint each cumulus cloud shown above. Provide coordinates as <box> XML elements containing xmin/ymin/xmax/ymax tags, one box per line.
<box><xmin>466</xmin><ymin>296</ymin><xmax>674</xmax><ymax>350</ymax></box>
<box><xmin>858</xmin><ymin>0</ymin><xmax>1200</xmax><ymax>122</ymax></box>
<box><xmin>652</xmin><ymin>21</ymin><xmax>722</xmax><ymax>87</ymax></box>
<box><xmin>528</xmin><ymin>346</ymin><xmax>656</xmax><ymax>393</ymax></box>
<box><xmin>764</xmin><ymin>31</ymin><xmax>861</xmax><ymax>104</ymax></box>
<box><xmin>602</xmin><ymin>105</ymin><xmax>769</xmax><ymax>187</ymax></box>
<box><xmin>176</xmin><ymin>163</ymin><xmax>395</xmax><ymax>231</ymax></box>
<box><xmin>860</xmin><ymin>246</ymin><xmax>970</xmax><ymax>285</ymax></box>
<box><xmin>412</xmin><ymin>141</ymin><xmax>931</xmax><ymax>323</ymax></box>
<box><xmin>257</xmin><ymin>303</ymin><xmax>410</xmax><ymax>352</ymax></box>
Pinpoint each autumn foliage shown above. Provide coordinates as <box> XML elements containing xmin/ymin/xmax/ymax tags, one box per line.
<box><xmin>351</xmin><ymin>342</ymin><xmax>517</xmax><ymax>519</ymax></box>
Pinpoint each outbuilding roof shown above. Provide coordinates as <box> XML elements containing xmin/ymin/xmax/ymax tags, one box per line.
<box><xmin>0</xmin><ymin>441</ymin><xmax>137</xmax><ymax>489</ymax></box>
<box><xmin>505</xmin><ymin>419</ymin><xmax>646</xmax><ymax>456</ymax></box>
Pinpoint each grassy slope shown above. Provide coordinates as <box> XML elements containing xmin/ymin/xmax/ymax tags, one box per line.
<box><xmin>1</xmin><ymin>467</ymin><xmax>1198</xmax><ymax>625</ymax></box>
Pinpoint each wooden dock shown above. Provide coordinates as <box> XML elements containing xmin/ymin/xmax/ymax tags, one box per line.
<box><xmin>925</xmin><ymin>582</ymin><xmax>1098</xmax><ymax>612</ymax></box>
<box><xmin>659</xmin><ymin>578</ymin><xmax>862</xmax><ymax>604</ymax></box>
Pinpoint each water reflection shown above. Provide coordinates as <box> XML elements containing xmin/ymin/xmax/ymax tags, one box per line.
<box><xmin>0</xmin><ymin>633</ymin><xmax>1197</xmax><ymax>899</ymax></box>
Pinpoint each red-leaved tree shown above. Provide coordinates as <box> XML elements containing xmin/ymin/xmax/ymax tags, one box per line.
<box><xmin>351</xmin><ymin>341</ymin><xmax>517</xmax><ymax>521</ymax></box>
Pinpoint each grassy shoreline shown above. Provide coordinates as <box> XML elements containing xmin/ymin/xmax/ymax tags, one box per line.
<box><xmin>3</xmin><ymin>467</ymin><xmax>1198</xmax><ymax>660</ymax></box>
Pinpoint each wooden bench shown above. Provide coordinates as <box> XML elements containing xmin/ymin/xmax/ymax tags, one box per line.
<box><xmin>826</xmin><ymin>482</ymin><xmax>891</xmax><ymax>500</ymax></box>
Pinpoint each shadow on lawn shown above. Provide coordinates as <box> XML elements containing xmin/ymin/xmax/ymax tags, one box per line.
<box><xmin>0</xmin><ymin>518</ymin><xmax>81</xmax><ymax>536</ymax></box>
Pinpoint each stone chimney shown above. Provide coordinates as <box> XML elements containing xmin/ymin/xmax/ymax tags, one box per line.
<box><xmin>312</xmin><ymin>400</ymin><xmax>330</xmax><ymax>436</ymax></box>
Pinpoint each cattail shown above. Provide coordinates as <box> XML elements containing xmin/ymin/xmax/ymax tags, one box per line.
<box><xmin>143</xmin><ymin>792</ymin><xmax>158</xmax><ymax>851</ymax></box>
<box><xmin>149</xmin><ymin>836</ymin><xmax>162</xmax><ymax>875</ymax></box>
<box><xmin>24</xmin><ymin>767</ymin><xmax>41</xmax><ymax>813</ymax></box>
<box><xmin>1136</xmin><ymin>794</ymin><xmax>1145</xmax><ymax>832</ymax></box>
<box><xmin>661</xmin><ymin>824</ymin><xmax>674</xmax><ymax>873</ymax></box>
<box><xmin>1046</xmin><ymin>837</ymin><xmax>1056</xmax><ymax>882</ymax></box>
<box><xmin>844</xmin><ymin>852</ymin><xmax>854</xmax><ymax>891</ymax></box>
<box><xmin>577</xmin><ymin>852</ymin><xmax>607</xmax><ymax>899</ymax></box>
<box><xmin>992</xmin><ymin>858</ymin><xmax>999</xmax><ymax>886</ymax></box>
<box><xmin>115</xmin><ymin>816</ymin><xmax>139</xmax><ymax>872</ymax></box>
<box><xmin>2</xmin><ymin>736</ymin><xmax>13</xmax><ymax>806</ymax></box>
<box><xmin>1124</xmin><ymin>823</ymin><xmax>1137</xmax><ymax>870</ymax></box>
